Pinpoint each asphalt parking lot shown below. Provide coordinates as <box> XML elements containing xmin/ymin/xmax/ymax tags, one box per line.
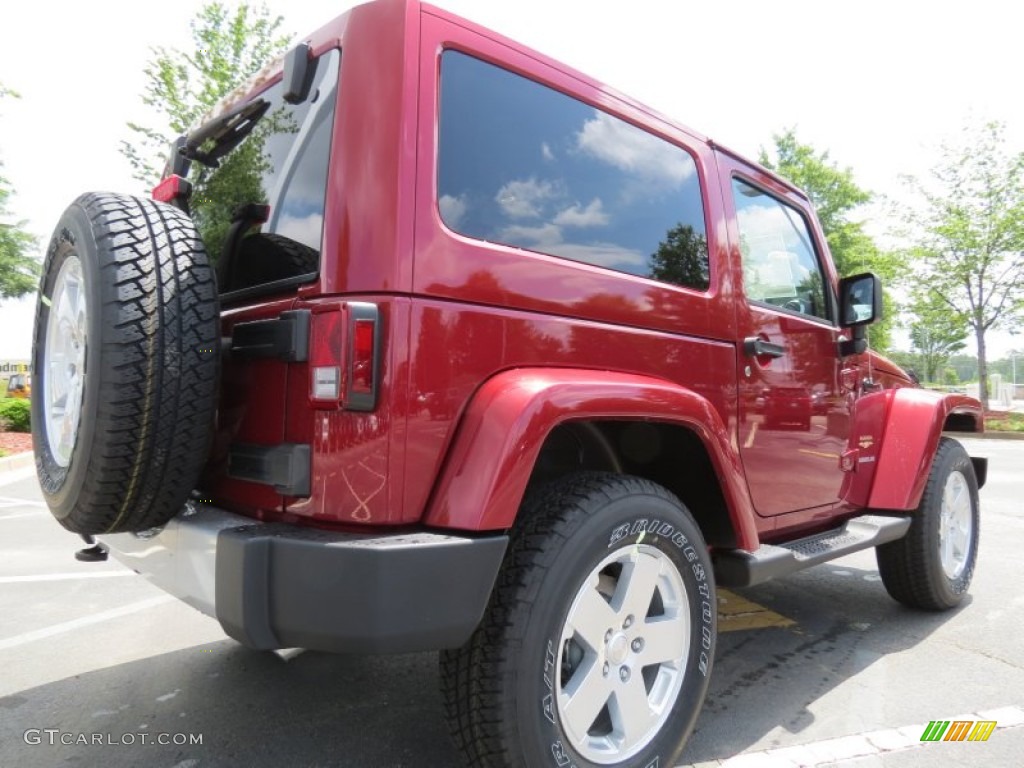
<box><xmin>1</xmin><ymin>437</ymin><xmax>1022</xmax><ymax>767</ymax></box>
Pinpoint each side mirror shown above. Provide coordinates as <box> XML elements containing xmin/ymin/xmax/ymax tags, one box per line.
<box><xmin>838</xmin><ymin>272</ymin><xmax>882</xmax><ymax>356</ymax></box>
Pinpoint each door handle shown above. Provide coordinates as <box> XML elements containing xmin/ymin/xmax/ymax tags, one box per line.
<box><xmin>743</xmin><ymin>337</ymin><xmax>786</xmax><ymax>359</ymax></box>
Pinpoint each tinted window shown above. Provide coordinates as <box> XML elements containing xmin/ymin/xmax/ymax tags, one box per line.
<box><xmin>732</xmin><ymin>179</ymin><xmax>828</xmax><ymax>321</ymax></box>
<box><xmin>190</xmin><ymin>49</ymin><xmax>340</xmax><ymax>292</ymax></box>
<box><xmin>438</xmin><ymin>51</ymin><xmax>709</xmax><ymax>291</ymax></box>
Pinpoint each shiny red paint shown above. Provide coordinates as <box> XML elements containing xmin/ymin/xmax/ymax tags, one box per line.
<box><xmin>422</xmin><ymin>368</ymin><xmax>759</xmax><ymax>551</ymax></box>
<box><xmin>201</xmin><ymin>0</ymin><xmax>983</xmax><ymax>552</ymax></box>
<box><xmin>868</xmin><ymin>389</ymin><xmax>984</xmax><ymax>510</ymax></box>
<box><xmin>716</xmin><ymin>153</ymin><xmax>853</xmax><ymax>519</ymax></box>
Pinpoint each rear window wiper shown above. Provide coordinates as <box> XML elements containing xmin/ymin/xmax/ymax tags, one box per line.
<box><xmin>180</xmin><ymin>98</ymin><xmax>271</xmax><ymax>169</ymax></box>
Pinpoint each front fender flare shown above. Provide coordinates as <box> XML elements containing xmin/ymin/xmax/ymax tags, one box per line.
<box><xmin>868</xmin><ymin>388</ymin><xmax>983</xmax><ymax>510</ymax></box>
<box><xmin>423</xmin><ymin>368</ymin><xmax>759</xmax><ymax>551</ymax></box>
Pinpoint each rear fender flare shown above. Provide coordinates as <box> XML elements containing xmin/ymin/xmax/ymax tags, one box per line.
<box><xmin>423</xmin><ymin>368</ymin><xmax>759</xmax><ymax>551</ymax></box>
<box><xmin>867</xmin><ymin>389</ymin><xmax>983</xmax><ymax>510</ymax></box>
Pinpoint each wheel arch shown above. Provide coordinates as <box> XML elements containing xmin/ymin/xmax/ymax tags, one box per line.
<box><xmin>422</xmin><ymin>367</ymin><xmax>759</xmax><ymax>551</ymax></box>
<box><xmin>868</xmin><ymin>388</ymin><xmax>985</xmax><ymax>510</ymax></box>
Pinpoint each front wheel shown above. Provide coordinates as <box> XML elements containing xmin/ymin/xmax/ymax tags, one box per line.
<box><xmin>876</xmin><ymin>437</ymin><xmax>980</xmax><ymax>610</ymax></box>
<box><xmin>441</xmin><ymin>472</ymin><xmax>716</xmax><ymax>768</ymax></box>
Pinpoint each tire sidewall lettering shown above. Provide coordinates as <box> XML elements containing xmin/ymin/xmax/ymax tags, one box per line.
<box><xmin>538</xmin><ymin>507</ymin><xmax>715</xmax><ymax>767</ymax></box>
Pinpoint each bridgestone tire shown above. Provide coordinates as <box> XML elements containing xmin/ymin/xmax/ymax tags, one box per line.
<box><xmin>440</xmin><ymin>472</ymin><xmax>716</xmax><ymax>768</ymax></box>
<box><xmin>876</xmin><ymin>437</ymin><xmax>980</xmax><ymax>611</ymax></box>
<box><xmin>31</xmin><ymin>192</ymin><xmax>219</xmax><ymax>534</ymax></box>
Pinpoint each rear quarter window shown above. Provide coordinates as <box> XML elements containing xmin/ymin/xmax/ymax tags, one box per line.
<box><xmin>438</xmin><ymin>51</ymin><xmax>710</xmax><ymax>292</ymax></box>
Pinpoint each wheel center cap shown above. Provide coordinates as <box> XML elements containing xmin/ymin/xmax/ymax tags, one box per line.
<box><xmin>606</xmin><ymin>632</ymin><xmax>629</xmax><ymax>665</ymax></box>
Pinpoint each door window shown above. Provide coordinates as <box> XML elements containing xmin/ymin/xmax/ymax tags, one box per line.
<box><xmin>732</xmin><ymin>178</ymin><xmax>828</xmax><ymax>321</ymax></box>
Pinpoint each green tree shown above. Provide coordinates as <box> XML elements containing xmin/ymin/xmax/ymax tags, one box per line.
<box><xmin>120</xmin><ymin>1</ymin><xmax>291</xmax><ymax>186</ymax></box>
<box><xmin>908</xmin><ymin>291</ymin><xmax>968</xmax><ymax>382</ymax></box>
<box><xmin>898</xmin><ymin>122</ymin><xmax>1024</xmax><ymax>408</ymax></box>
<box><xmin>0</xmin><ymin>83</ymin><xmax>39</xmax><ymax>300</ymax></box>
<box><xmin>649</xmin><ymin>224</ymin><xmax>709</xmax><ymax>289</ymax></box>
<box><xmin>760</xmin><ymin>129</ymin><xmax>900</xmax><ymax>352</ymax></box>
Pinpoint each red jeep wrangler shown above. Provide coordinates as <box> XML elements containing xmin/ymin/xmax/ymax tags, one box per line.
<box><xmin>32</xmin><ymin>1</ymin><xmax>986</xmax><ymax>765</ymax></box>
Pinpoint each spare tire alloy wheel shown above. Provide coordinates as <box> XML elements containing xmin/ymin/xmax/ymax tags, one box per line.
<box><xmin>32</xmin><ymin>192</ymin><xmax>219</xmax><ymax>534</ymax></box>
<box><xmin>43</xmin><ymin>255</ymin><xmax>87</xmax><ymax>467</ymax></box>
<box><xmin>441</xmin><ymin>472</ymin><xmax>716</xmax><ymax>768</ymax></box>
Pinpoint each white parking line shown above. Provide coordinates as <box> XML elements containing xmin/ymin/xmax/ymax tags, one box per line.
<box><xmin>0</xmin><ymin>571</ymin><xmax>136</xmax><ymax>584</ymax></box>
<box><xmin>0</xmin><ymin>496</ymin><xmax>46</xmax><ymax>507</ymax></box>
<box><xmin>0</xmin><ymin>595</ymin><xmax>173</xmax><ymax>652</ymax></box>
<box><xmin>681</xmin><ymin>706</ymin><xmax>1024</xmax><ymax>767</ymax></box>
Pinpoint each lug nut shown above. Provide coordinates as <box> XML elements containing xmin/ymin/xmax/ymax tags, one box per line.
<box><xmin>631</xmin><ymin>638</ymin><xmax>644</xmax><ymax>653</ymax></box>
<box><xmin>605</xmin><ymin>629</ymin><xmax>613</xmax><ymax>642</ymax></box>
<box><xmin>623</xmin><ymin>615</ymin><xmax>634</xmax><ymax>629</ymax></box>
<box><xmin>602</xmin><ymin>662</ymin><xmax>609</xmax><ymax>677</ymax></box>
<box><xmin>619</xmin><ymin>666</ymin><xmax>631</xmax><ymax>682</ymax></box>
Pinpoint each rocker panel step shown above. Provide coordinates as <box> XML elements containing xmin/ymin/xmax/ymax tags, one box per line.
<box><xmin>712</xmin><ymin>514</ymin><xmax>912</xmax><ymax>587</ymax></box>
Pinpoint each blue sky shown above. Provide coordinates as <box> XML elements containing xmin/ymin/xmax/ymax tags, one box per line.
<box><xmin>1</xmin><ymin>0</ymin><xmax>1021</xmax><ymax>359</ymax></box>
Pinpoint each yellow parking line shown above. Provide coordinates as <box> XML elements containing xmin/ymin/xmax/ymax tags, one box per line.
<box><xmin>797</xmin><ymin>449</ymin><xmax>840</xmax><ymax>460</ymax></box>
<box><xmin>718</xmin><ymin>589</ymin><xmax>794</xmax><ymax>632</ymax></box>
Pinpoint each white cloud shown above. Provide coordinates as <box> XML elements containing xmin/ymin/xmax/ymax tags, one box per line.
<box><xmin>576</xmin><ymin>111</ymin><xmax>693</xmax><ymax>189</ymax></box>
<box><xmin>495</xmin><ymin>177</ymin><xmax>557</xmax><ymax>219</ymax></box>
<box><xmin>439</xmin><ymin>193</ymin><xmax>468</xmax><ymax>228</ymax></box>
<box><xmin>499</xmin><ymin>222</ymin><xmax>562</xmax><ymax>246</ymax></box>
<box><xmin>497</xmin><ymin>220</ymin><xmax>644</xmax><ymax>272</ymax></box>
<box><xmin>553</xmin><ymin>198</ymin><xmax>609</xmax><ymax>228</ymax></box>
<box><xmin>545</xmin><ymin>241</ymin><xmax>646</xmax><ymax>269</ymax></box>
<box><xmin>276</xmin><ymin>212</ymin><xmax>324</xmax><ymax>250</ymax></box>
<box><xmin>541</xmin><ymin>142</ymin><xmax>555</xmax><ymax>161</ymax></box>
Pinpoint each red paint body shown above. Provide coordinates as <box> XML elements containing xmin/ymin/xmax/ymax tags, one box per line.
<box><xmin>202</xmin><ymin>0</ymin><xmax>983</xmax><ymax>552</ymax></box>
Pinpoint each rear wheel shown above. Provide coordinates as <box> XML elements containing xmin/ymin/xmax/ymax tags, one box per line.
<box><xmin>441</xmin><ymin>472</ymin><xmax>716</xmax><ymax>768</ymax></box>
<box><xmin>32</xmin><ymin>192</ymin><xmax>219</xmax><ymax>534</ymax></box>
<box><xmin>876</xmin><ymin>437</ymin><xmax>980</xmax><ymax>610</ymax></box>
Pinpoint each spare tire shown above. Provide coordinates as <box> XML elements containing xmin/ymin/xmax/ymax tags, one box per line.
<box><xmin>31</xmin><ymin>192</ymin><xmax>219</xmax><ymax>534</ymax></box>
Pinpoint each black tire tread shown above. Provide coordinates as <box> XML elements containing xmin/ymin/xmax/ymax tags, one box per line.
<box><xmin>34</xmin><ymin>192</ymin><xmax>218</xmax><ymax>534</ymax></box>
<box><xmin>876</xmin><ymin>437</ymin><xmax>978</xmax><ymax>611</ymax></box>
<box><xmin>440</xmin><ymin>472</ymin><xmax>691</xmax><ymax>768</ymax></box>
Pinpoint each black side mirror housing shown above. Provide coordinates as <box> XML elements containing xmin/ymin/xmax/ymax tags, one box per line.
<box><xmin>838</xmin><ymin>272</ymin><xmax>883</xmax><ymax>356</ymax></box>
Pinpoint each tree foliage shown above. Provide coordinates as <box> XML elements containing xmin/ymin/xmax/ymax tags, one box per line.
<box><xmin>759</xmin><ymin>129</ymin><xmax>900</xmax><ymax>352</ymax></box>
<box><xmin>120</xmin><ymin>2</ymin><xmax>291</xmax><ymax>186</ymax></box>
<box><xmin>908</xmin><ymin>291</ymin><xmax>968</xmax><ymax>383</ymax></box>
<box><xmin>898</xmin><ymin>121</ymin><xmax>1024</xmax><ymax>407</ymax></box>
<box><xmin>0</xmin><ymin>83</ymin><xmax>39</xmax><ymax>301</ymax></box>
<box><xmin>649</xmin><ymin>224</ymin><xmax>709</xmax><ymax>290</ymax></box>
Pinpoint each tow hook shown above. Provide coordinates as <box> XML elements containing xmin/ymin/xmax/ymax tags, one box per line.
<box><xmin>75</xmin><ymin>534</ymin><xmax>108</xmax><ymax>562</ymax></box>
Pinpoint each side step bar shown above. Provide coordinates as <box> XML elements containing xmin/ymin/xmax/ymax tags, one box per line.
<box><xmin>713</xmin><ymin>514</ymin><xmax>912</xmax><ymax>587</ymax></box>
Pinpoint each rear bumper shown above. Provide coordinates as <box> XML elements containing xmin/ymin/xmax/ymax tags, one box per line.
<box><xmin>100</xmin><ymin>506</ymin><xmax>507</xmax><ymax>653</ymax></box>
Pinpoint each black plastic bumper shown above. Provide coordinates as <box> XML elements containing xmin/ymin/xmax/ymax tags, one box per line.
<box><xmin>215</xmin><ymin>523</ymin><xmax>508</xmax><ymax>653</ymax></box>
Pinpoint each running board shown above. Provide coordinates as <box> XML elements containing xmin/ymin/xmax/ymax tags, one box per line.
<box><xmin>713</xmin><ymin>514</ymin><xmax>912</xmax><ymax>587</ymax></box>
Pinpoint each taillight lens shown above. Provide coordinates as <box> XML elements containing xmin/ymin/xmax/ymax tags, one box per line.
<box><xmin>151</xmin><ymin>174</ymin><xmax>191</xmax><ymax>204</ymax></box>
<box><xmin>308</xmin><ymin>303</ymin><xmax>379</xmax><ymax>411</ymax></box>
<box><xmin>351</xmin><ymin>320</ymin><xmax>375</xmax><ymax>394</ymax></box>
<box><xmin>345</xmin><ymin>304</ymin><xmax>379</xmax><ymax>411</ymax></box>
<box><xmin>309</xmin><ymin>309</ymin><xmax>344</xmax><ymax>406</ymax></box>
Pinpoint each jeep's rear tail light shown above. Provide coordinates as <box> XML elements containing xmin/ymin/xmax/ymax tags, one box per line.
<box><xmin>345</xmin><ymin>304</ymin><xmax>380</xmax><ymax>411</ymax></box>
<box><xmin>308</xmin><ymin>303</ymin><xmax>380</xmax><ymax>411</ymax></box>
<box><xmin>309</xmin><ymin>308</ymin><xmax>344</xmax><ymax>406</ymax></box>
